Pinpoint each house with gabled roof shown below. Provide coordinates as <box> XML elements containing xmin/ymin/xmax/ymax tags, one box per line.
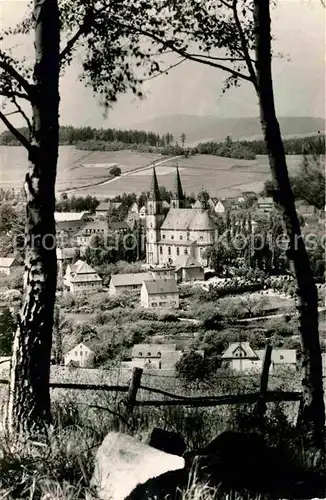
<box><xmin>0</xmin><ymin>257</ymin><xmax>20</xmax><ymax>276</ymax></box>
<box><xmin>64</xmin><ymin>341</ymin><xmax>95</xmax><ymax>368</ymax></box>
<box><xmin>174</xmin><ymin>254</ymin><xmax>204</xmax><ymax>282</ymax></box>
<box><xmin>109</xmin><ymin>272</ymin><xmax>153</xmax><ymax>296</ymax></box>
<box><xmin>221</xmin><ymin>342</ymin><xmax>296</xmax><ymax>372</ymax></box>
<box><xmin>140</xmin><ymin>278</ymin><xmax>179</xmax><ymax>309</ymax></box>
<box><xmin>64</xmin><ymin>259</ymin><xmax>102</xmax><ymax>294</ymax></box>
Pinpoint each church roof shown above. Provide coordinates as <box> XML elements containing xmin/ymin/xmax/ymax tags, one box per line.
<box><xmin>149</xmin><ymin>167</ymin><xmax>161</xmax><ymax>201</ymax></box>
<box><xmin>160</xmin><ymin>209</ymin><xmax>217</xmax><ymax>231</ymax></box>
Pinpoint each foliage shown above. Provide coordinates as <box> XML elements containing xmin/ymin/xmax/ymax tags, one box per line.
<box><xmin>195</xmin><ymin>136</ymin><xmax>256</xmax><ymax>160</ymax></box>
<box><xmin>0</xmin><ymin>307</ymin><xmax>16</xmax><ymax>355</ymax></box>
<box><xmin>176</xmin><ymin>351</ymin><xmax>208</xmax><ymax>381</ymax></box>
<box><xmin>56</xmin><ymin>194</ymin><xmax>99</xmax><ymax>213</ymax></box>
<box><xmin>109</xmin><ymin>166</ymin><xmax>121</xmax><ymax>177</ymax></box>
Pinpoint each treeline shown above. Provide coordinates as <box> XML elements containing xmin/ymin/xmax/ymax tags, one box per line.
<box><xmin>56</xmin><ymin>193</ymin><xmax>99</xmax><ymax>213</ymax></box>
<box><xmin>240</xmin><ymin>134</ymin><xmax>325</xmax><ymax>155</ymax></box>
<box><xmin>0</xmin><ymin>126</ymin><xmax>174</xmax><ymax>147</ymax></box>
<box><xmin>193</xmin><ymin>134</ymin><xmax>325</xmax><ymax>158</ymax></box>
<box><xmin>75</xmin><ymin>140</ymin><xmax>186</xmax><ymax>156</ymax></box>
<box><xmin>195</xmin><ymin>136</ymin><xmax>256</xmax><ymax>160</ymax></box>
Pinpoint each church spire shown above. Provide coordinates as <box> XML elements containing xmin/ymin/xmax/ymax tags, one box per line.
<box><xmin>171</xmin><ymin>166</ymin><xmax>185</xmax><ymax>208</ymax></box>
<box><xmin>173</xmin><ymin>166</ymin><xmax>184</xmax><ymax>201</ymax></box>
<box><xmin>149</xmin><ymin>167</ymin><xmax>161</xmax><ymax>201</ymax></box>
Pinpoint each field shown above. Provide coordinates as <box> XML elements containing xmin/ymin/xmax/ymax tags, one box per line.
<box><xmin>0</xmin><ymin>146</ymin><xmax>304</xmax><ymax>199</ymax></box>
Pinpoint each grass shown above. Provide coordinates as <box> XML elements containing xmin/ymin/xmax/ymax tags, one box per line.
<box><xmin>0</xmin><ymin>145</ymin><xmax>303</xmax><ymax>198</ymax></box>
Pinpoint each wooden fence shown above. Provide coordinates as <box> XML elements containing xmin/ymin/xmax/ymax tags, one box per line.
<box><xmin>0</xmin><ymin>346</ymin><xmax>302</xmax><ymax>416</ymax></box>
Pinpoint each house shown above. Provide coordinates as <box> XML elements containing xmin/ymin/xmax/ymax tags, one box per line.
<box><xmin>150</xmin><ymin>265</ymin><xmax>176</xmax><ymax>280</ymax></box>
<box><xmin>107</xmin><ymin>220</ymin><xmax>130</xmax><ymax>234</ymax></box>
<box><xmin>256</xmin><ymin>197</ymin><xmax>274</xmax><ymax>213</ymax></box>
<box><xmin>56</xmin><ymin>247</ymin><xmax>78</xmax><ymax>275</ymax></box>
<box><xmin>64</xmin><ymin>341</ymin><xmax>95</xmax><ymax>368</ymax></box>
<box><xmin>55</xmin><ymin>211</ymin><xmax>89</xmax><ymax>239</ymax></box>
<box><xmin>95</xmin><ymin>201</ymin><xmax>111</xmax><ymax>217</ymax></box>
<box><xmin>146</xmin><ymin>167</ymin><xmax>217</xmax><ymax>267</ymax></box>
<box><xmin>174</xmin><ymin>255</ymin><xmax>204</xmax><ymax>282</ymax></box>
<box><xmin>139</xmin><ymin>206</ymin><xmax>146</xmax><ymax>219</ymax></box>
<box><xmin>210</xmin><ymin>198</ymin><xmax>226</xmax><ymax>214</ymax></box>
<box><xmin>140</xmin><ymin>278</ymin><xmax>179</xmax><ymax>309</ymax></box>
<box><xmin>0</xmin><ymin>257</ymin><xmax>20</xmax><ymax>275</ymax></box>
<box><xmin>221</xmin><ymin>342</ymin><xmax>297</xmax><ymax>372</ymax></box>
<box><xmin>130</xmin><ymin>343</ymin><xmax>182</xmax><ymax>371</ymax></box>
<box><xmin>256</xmin><ymin>348</ymin><xmax>297</xmax><ymax>370</ymax></box>
<box><xmin>128</xmin><ymin>202</ymin><xmax>139</xmax><ymax>215</ymax></box>
<box><xmin>109</xmin><ymin>272</ymin><xmax>153</xmax><ymax>296</ymax></box>
<box><xmin>64</xmin><ymin>260</ymin><xmax>102</xmax><ymax>294</ymax></box>
<box><xmin>221</xmin><ymin>342</ymin><xmax>261</xmax><ymax>372</ymax></box>
<box><xmin>75</xmin><ymin>220</ymin><xmax>108</xmax><ymax>246</ymax></box>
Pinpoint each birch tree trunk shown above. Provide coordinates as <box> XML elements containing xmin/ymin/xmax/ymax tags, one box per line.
<box><xmin>254</xmin><ymin>0</ymin><xmax>325</xmax><ymax>444</ymax></box>
<box><xmin>6</xmin><ymin>0</ymin><xmax>60</xmax><ymax>437</ymax></box>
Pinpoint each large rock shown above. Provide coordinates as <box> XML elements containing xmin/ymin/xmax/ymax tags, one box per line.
<box><xmin>91</xmin><ymin>432</ymin><xmax>185</xmax><ymax>500</ymax></box>
<box><xmin>146</xmin><ymin>428</ymin><xmax>187</xmax><ymax>457</ymax></box>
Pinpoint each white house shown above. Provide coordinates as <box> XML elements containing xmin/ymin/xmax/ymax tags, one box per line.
<box><xmin>140</xmin><ymin>278</ymin><xmax>179</xmax><ymax>309</ymax></box>
<box><xmin>109</xmin><ymin>272</ymin><xmax>153</xmax><ymax>296</ymax></box>
<box><xmin>256</xmin><ymin>197</ymin><xmax>274</xmax><ymax>213</ymax></box>
<box><xmin>130</xmin><ymin>343</ymin><xmax>180</xmax><ymax>370</ymax></box>
<box><xmin>221</xmin><ymin>342</ymin><xmax>297</xmax><ymax>372</ymax></box>
<box><xmin>64</xmin><ymin>342</ymin><xmax>95</xmax><ymax>368</ymax></box>
<box><xmin>64</xmin><ymin>260</ymin><xmax>102</xmax><ymax>294</ymax></box>
<box><xmin>139</xmin><ymin>206</ymin><xmax>146</xmax><ymax>219</ymax></box>
<box><xmin>0</xmin><ymin>257</ymin><xmax>20</xmax><ymax>275</ymax></box>
<box><xmin>174</xmin><ymin>255</ymin><xmax>204</xmax><ymax>282</ymax></box>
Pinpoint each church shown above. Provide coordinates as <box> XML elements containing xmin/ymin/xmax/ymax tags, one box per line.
<box><xmin>146</xmin><ymin>167</ymin><xmax>217</xmax><ymax>267</ymax></box>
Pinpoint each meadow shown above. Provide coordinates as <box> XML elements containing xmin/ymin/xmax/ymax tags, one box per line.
<box><xmin>0</xmin><ymin>146</ymin><xmax>304</xmax><ymax>199</ymax></box>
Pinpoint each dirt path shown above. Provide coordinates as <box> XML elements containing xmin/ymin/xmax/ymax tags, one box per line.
<box><xmin>60</xmin><ymin>155</ymin><xmax>182</xmax><ymax>194</ymax></box>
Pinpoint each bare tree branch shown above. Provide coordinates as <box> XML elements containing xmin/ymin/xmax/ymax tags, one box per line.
<box><xmin>141</xmin><ymin>57</ymin><xmax>187</xmax><ymax>82</ymax></box>
<box><xmin>186</xmin><ymin>53</ymin><xmax>250</xmax><ymax>62</ymax></box>
<box><xmin>0</xmin><ymin>57</ymin><xmax>32</xmax><ymax>99</ymax></box>
<box><xmin>0</xmin><ymin>110</ymin><xmax>31</xmax><ymax>152</ymax></box>
<box><xmin>0</xmin><ymin>90</ymin><xmax>30</xmax><ymax>100</ymax></box>
<box><xmin>11</xmin><ymin>95</ymin><xmax>32</xmax><ymax>132</ymax></box>
<box><xmin>232</xmin><ymin>0</ymin><xmax>258</xmax><ymax>89</ymax></box>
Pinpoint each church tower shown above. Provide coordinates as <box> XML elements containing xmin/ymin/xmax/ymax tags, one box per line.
<box><xmin>171</xmin><ymin>166</ymin><xmax>186</xmax><ymax>209</ymax></box>
<box><xmin>146</xmin><ymin>167</ymin><xmax>164</xmax><ymax>265</ymax></box>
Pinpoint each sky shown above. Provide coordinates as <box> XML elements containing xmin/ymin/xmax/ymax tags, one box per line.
<box><xmin>0</xmin><ymin>0</ymin><xmax>325</xmax><ymax>129</ymax></box>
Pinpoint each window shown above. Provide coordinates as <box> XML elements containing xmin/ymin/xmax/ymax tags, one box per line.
<box><xmin>171</xmin><ymin>234</ymin><xmax>174</xmax><ymax>240</ymax></box>
<box><xmin>80</xmin><ymin>351</ymin><xmax>83</xmax><ymax>356</ymax></box>
<box><xmin>168</xmin><ymin>247</ymin><xmax>171</xmax><ymax>255</ymax></box>
<box><xmin>139</xmin><ymin>352</ymin><xmax>142</xmax><ymax>356</ymax></box>
<box><xmin>160</xmin><ymin>246</ymin><xmax>163</xmax><ymax>255</ymax></box>
<box><xmin>184</xmin><ymin>248</ymin><xmax>188</xmax><ymax>254</ymax></box>
<box><xmin>280</xmin><ymin>355</ymin><xmax>284</xmax><ymax>360</ymax></box>
<box><xmin>152</xmin><ymin>302</ymin><xmax>157</xmax><ymax>307</ymax></box>
<box><xmin>162</xmin><ymin>234</ymin><xmax>166</xmax><ymax>239</ymax></box>
<box><xmin>75</xmin><ymin>351</ymin><xmax>77</xmax><ymax>356</ymax></box>
<box><xmin>176</xmin><ymin>247</ymin><xmax>180</xmax><ymax>256</ymax></box>
<box><xmin>147</xmin><ymin>352</ymin><xmax>151</xmax><ymax>356</ymax></box>
<box><xmin>159</xmin><ymin>361</ymin><xmax>162</xmax><ymax>369</ymax></box>
<box><xmin>200</xmin><ymin>236</ymin><xmax>203</xmax><ymax>240</ymax></box>
<box><xmin>157</xmin><ymin>352</ymin><xmax>161</xmax><ymax>357</ymax></box>
<box><xmin>180</xmin><ymin>235</ymin><xmax>183</xmax><ymax>240</ymax></box>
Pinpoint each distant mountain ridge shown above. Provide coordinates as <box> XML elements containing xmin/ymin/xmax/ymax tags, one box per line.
<box><xmin>131</xmin><ymin>115</ymin><xmax>325</xmax><ymax>143</ymax></box>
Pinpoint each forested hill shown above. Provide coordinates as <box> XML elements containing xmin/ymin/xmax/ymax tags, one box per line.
<box><xmin>0</xmin><ymin>125</ymin><xmax>174</xmax><ymax>147</ymax></box>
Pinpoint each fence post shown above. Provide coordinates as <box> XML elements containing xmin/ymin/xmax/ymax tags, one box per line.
<box><xmin>126</xmin><ymin>367</ymin><xmax>143</xmax><ymax>413</ymax></box>
<box><xmin>256</xmin><ymin>344</ymin><xmax>272</xmax><ymax>419</ymax></box>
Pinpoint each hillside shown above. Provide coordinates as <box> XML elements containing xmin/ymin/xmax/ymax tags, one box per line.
<box><xmin>132</xmin><ymin>115</ymin><xmax>325</xmax><ymax>143</ymax></box>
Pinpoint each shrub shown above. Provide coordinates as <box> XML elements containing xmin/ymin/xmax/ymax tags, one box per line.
<box><xmin>109</xmin><ymin>166</ymin><xmax>121</xmax><ymax>176</ymax></box>
<box><xmin>176</xmin><ymin>351</ymin><xmax>208</xmax><ymax>381</ymax></box>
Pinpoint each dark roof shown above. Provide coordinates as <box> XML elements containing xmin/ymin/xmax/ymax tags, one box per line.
<box><xmin>149</xmin><ymin>167</ymin><xmax>161</xmax><ymax>202</ymax></box>
<box><xmin>143</xmin><ymin>278</ymin><xmax>178</xmax><ymax>295</ymax></box>
<box><xmin>110</xmin><ymin>272</ymin><xmax>153</xmax><ymax>287</ymax></box>
<box><xmin>175</xmin><ymin>255</ymin><xmax>203</xmax><ymax>271</ymax></box>
<box><xmin>107</xmin><ymin>221</ymin><xmax>130</xmax><ymax>230</ymax></box>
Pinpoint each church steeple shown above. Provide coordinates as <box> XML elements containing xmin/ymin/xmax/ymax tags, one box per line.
<box><xmin>149</xmin><ymin>167</ymin><xmax>161</xmax><ymax>201</ymax></box>
<box><xmin>171</xmin><ymin>166</ymin><xmax>185</xmax><ymax>208</ymax></box>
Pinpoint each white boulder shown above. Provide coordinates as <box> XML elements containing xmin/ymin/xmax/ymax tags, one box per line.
<box><xmin>91</xmin><ymin>431</ymin><xmax>185</xmax><ymax>500</ymax></box>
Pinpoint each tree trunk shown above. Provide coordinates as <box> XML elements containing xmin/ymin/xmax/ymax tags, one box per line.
<box><xmin>254</xmin><ymin>0</ymin><xmax>324</xmax><ymax>444</ymax></box>
<box><xmin>6</xmin><ymin>0</ymin><xmax>60</xmax><ymax>437</ymax></box>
